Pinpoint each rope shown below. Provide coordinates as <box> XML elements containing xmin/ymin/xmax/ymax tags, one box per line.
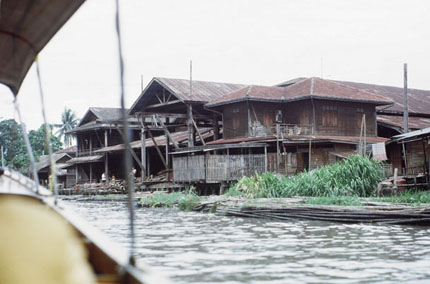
<box><xmin>13</xmin><ymin>98</ymin><xmax>39</xmax><ymax>193</ymax></box>
<box><xmin>35</xmin><ymin>57</ymin><xmax>59</xmax><ymax>204</ymax></box>
<box><xmin>114</xmin><ymin>0</ymin><xmax>136</xmax><ymax>266</ymax></box>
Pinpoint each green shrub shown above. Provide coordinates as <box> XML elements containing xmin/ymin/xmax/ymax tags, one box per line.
<box><xmin>140</xmin><ymin>190</ymin><xmax>201</xmax><ymax>211</ymax></box>
<box><xmin>229</xmin><ymin>155</ymin><xmax>384</xmax><ymax>198</ymax></box>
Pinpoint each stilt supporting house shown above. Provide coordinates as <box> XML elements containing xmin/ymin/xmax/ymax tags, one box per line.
<box><xmin>104</xmin><ymin>130</ymin><xmax>109</xmax><ymax>182</ymax></box>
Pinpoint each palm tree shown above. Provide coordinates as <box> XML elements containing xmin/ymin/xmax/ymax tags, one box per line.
<box><xmin>55</xmin><ymin>108</ymin><xmax>79</xmax><ymax>147</ymax></box>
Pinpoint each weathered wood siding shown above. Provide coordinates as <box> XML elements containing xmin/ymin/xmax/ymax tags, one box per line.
<box><xmin>313</xmin><ymin>101</ymin><xmax>376</xmax><ymax>137</ymax></box>
<box><xmin>220</xmin><ymin>99</ymin><xmax>377</xmax><ymax>139</ymax></box>
<box><xmin>223</xmin><ymin>102</ymin><xmax>249</xmax><ymax>139</ymax></box>
<box><xmin>173</xmin><ymin>155</ymin><xmax>205</xmax><ymax>182</ymax></box>
<box><xmin>173</xmin><ymin>154</ymin><xmax>266</xmax><ymax>182</ymax></box>
<box><xmin>405</xmin><ymin>141</ymin><xmax>430</xmax><ymax>175</ymax></box>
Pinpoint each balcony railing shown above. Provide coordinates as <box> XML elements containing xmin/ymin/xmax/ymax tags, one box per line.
<box><xmin>250</xmin><ymin>124</ymin><xmax>313</xmax><ymax>137</ymax></box>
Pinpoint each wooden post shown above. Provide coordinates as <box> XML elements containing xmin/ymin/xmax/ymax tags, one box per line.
<box><xmin>89</xmin><ymin>136</ymin><xmax>92</xmax><ymax>184</ymax></box>
<box><xmin>308</xmin><ymin>137</ymin><xmax>312</xmax><ymax>170</ymax></box>
<box><xmin>403</xmin><ymin>63</ymin><xmax>409</xmax><ymax>133</ymax></box>
<box><xmin>147</xmin><ymin>149</ymin><xmax>151</xmax><ymax>176</ymax></box>
<box><xmin>364</xmin><ymin>114</ymin><xmax>366</xmax><ymax>154</ymax></box>
<box><xmin>187</xmin><ymin>104</ymin><xmax>194</xmax><ymax>147</ymax></box>
<box><xmin>276</xmin><ymin>123</ymin><xmax>280</xmax><ymax>172</ymax></box>
<box><xmin>264</xmin><ymin>145</ymin><xmax>268</xmax><ymax>172</ymax></box>
<box><xmin>104</xmin><ymin>130</ymin><xmax>109</xmax><ymax>182</ymax></box>
<box><xmin>165</xmin><ymin>134</ymin><xmax>169</xmax><ymax>169</ymax></box>
<box><xmin>423</xmin><ymin>138</ymin><xmax>429</xmax><ymax>188</ymax></box>
<box><xmin>247</xmin><ymin>100</ymin><xmax>252</xmax><ymax>137</ymax></box>
<box><xmin>213</xmin><ymin>115</ymin><xmax>219</xmax><ymax>141</ymax></box>
<box><xmin>75</xmin><ymin>164</ymin><xmax>78</xmax><ymax>185</ymax></box>
<box><xmin>188</xmin><ymin>60</ymin><xmax>194</xmax><ymax>147</ymax></box>
<box><xmin>141</xmin><ymin>127</ymin><xmax>146</xmax><ymax>179</ymax></box>
<box><xmin>402</xmin><ymin>142</ymin><xmax>407</xmax><ymax>175</ymax></box>
<box><xmin>227</xmin><ymin>148</ymin><xmax>230</xmax><ymax>181</ymax></box>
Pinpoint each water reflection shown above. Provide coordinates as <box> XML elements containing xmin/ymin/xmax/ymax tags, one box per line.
<box><xmin>64</xmin><ymin>199</ymin><xmax>430</xmax><ymax>284</ymax></box>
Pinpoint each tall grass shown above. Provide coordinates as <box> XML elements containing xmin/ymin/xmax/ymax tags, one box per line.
<box><xmin>140</xmin><ymin>187</ymin><xmax>201</xmax><ymax>211</ymax></box>
<box><xmin>230</xmin><ymin>155</ymin><xmax>385</xmax><ymax>198</ymax></box>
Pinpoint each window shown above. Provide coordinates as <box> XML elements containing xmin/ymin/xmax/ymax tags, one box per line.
<box><xmin>322</xmin><ymin>105</ymin><xmax>338</xmax><ymax>127</ymax></box>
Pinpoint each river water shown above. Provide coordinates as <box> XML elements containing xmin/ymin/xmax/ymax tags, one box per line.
<box><xmin>63</xmin><ymin>198</ymin><xmax>430</xmax><ymax>284</ymax></box>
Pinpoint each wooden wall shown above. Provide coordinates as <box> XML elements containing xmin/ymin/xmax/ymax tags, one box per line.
<box><xmin>223</xmin><ymin>102</ymin><xmax>249</xmax><ymax>139</ymax></box>
<box><xmin>220</xmin><ymin>99</ymin><xmax>377</xmax><ymax>140</ymax></box>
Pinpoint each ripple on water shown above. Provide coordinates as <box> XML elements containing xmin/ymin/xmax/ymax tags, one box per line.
<box><xmin>63</xmin><ymin>199</ymin><xmax>430</xmax><ymax>284</ymax></box>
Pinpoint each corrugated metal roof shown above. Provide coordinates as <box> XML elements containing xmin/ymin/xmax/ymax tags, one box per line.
<box><xmin>335</xmin><ymin>80</ymin><xmax>430</xmax><ymax>115</ymax></box>
<box><xmin>393</xmin><ymin>127</ymin><xmax>430</xmax><ymax>141</ymax></box>
<box><xmin>128</xmin><ymin>77</ymin><xmax>246</xmax><ymax>115</ymax></box>
<box><xmin>95</xmin><ymin>128</ymin><xmax>213</xmax><ymax>153</ymax></box>
<box><xmin>155</xmin><ymin>77</ymin><xmax>246</xmax><ymax>102</ymax></box>
<box><xmin>78</xmin><ymin>107</ymin><xmax>129</xmax><ymax>127</ymax></box>
<box><xmin>207</xmin><ymin>78</ymin><xmax>393</xmax><ymax>107</ymax></box>
<box><xmin>377</xmin><ymin>115</ymin><xmax>430</xmax><ymax>131</ymax></box>
<box><xmin>208</xmin><ymin>135</ymin><xmax>388</xmax><ymax>145</ymax></box>
<box><xmin>35</xmin><ymin>153</ymin><xmax>72</xmax><ymax>172</ymax></box>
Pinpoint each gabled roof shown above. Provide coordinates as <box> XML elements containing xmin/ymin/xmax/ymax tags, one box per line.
<box><xmin>207</xmin><ymin>77</ymin><xmax>393</xmax><ymax>107</ymax></box>
<box><xmin>79</xmin><ymin>107</ymin><xmax>128</xmax><ymax>127</ymax></box>
<box><xmin>129</xmin><ymin>77</ymin><xmax>245</xmax><ymax>115</ymax></box>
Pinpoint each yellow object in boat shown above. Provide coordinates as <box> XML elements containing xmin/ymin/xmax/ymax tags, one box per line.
<box><xmin>0</xmin><ymin>195</ymin><xmax>96</xmax><ymax>284</ymax></box>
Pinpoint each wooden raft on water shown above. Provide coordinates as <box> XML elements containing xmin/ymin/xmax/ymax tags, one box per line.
<box><xmin>194</xmin><ymin>201</ymin><xmax>430</xmax><ymax>226</ymax></box>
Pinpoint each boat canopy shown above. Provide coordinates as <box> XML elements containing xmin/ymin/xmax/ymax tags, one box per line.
<box><xmin>0</xmin><ymin>0</ymin><xmax>85</xmax><ymax>95</ymax></box>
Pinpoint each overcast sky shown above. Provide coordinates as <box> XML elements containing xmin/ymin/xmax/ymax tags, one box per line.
<box><xmin>1</xmin><ymin>0</ymin><xmax>430</xmax><ymax>130</ymax></box>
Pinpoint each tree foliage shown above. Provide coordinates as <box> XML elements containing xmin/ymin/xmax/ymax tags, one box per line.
<box><xmin>0</xmin><ymin>119</ymin><xmax>62</xmax><ymax>174</ymax></box>
<box><xmin>55</xmin><ymin>108</ymin><xmax>79</xmax><ymax>147</ymax></box>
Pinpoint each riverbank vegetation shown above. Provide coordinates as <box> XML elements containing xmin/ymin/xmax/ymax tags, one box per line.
<box><xmin>139</xmin><ymin>188</ymin><xmax>201</xmax><ymax>211</ymax></box>
<box><xmin>227</xmin><ymin>155</ymin><xmax>385</xmax><ymax>198</ymax></box>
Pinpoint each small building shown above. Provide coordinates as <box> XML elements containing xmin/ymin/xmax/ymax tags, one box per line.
<box><xmin>392</xmin><ymin>127</ymin><xmax>430</xmax><ymax>186</ymax></box>
<box><xmin>35</xmin><ymin>152</ymin><xmax>72</xmax><ymax>188</ymax></box>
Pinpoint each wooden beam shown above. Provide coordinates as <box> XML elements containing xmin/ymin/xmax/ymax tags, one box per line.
<box><xmin>115</xmin><ymin>127</ymin><xmax>145</xmax><ymax>172</ymax></box>
<box><xmin>154</xmin><ymin>116</ymin><xmax>179</xmax><ymax>149</ymax></box>
<box><xmin>137</xmin><ymin>111</ymin><xmax>210</xmax><ymax>120</ymax></box>
<box><xmin>147</xmin><ymin>129</ymin><xmax>167</xmax><ymax>169</ymax></box>
<box><xmin>191</xmin><ymin>117</ymin><xmax>206</xmax><ymax>146</ymax></box>
<box><xmin>146</xmin><ymin>99</ymin><xmax>181</xmax><ymax>109</ymax></box>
